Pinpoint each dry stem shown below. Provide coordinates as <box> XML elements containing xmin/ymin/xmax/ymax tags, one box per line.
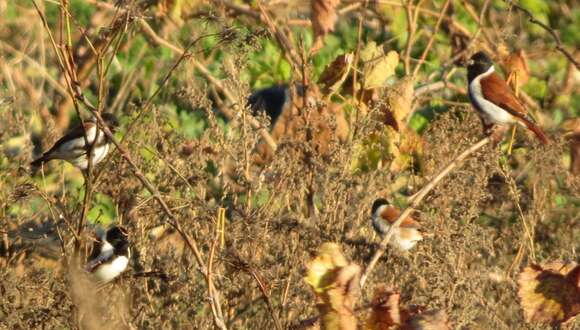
<box><xmin>360</xmin><ymin>136</ymin><xmax>491</xmax><ymax>288</ymax></box>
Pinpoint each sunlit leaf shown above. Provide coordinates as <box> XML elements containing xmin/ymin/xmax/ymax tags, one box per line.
<box><xmin>305</xmin><ymin>243</ymin><xmax>360</xmax><ymax>330</ymax></box>
<box><xmin>518</xmin><ymin>261</ymin><xmax>580</xmax><ymax>325</ymax></box>
<box><xmin>360</xmin><ymin>42</ymin><xmax>399</xmax><ymax>90</ymax></box>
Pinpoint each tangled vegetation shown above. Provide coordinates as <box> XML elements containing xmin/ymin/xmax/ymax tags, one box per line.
<box><xmin>0</xmin><ymin>0</ymin><xmax>578</xmax><ymax>329</ymax></box>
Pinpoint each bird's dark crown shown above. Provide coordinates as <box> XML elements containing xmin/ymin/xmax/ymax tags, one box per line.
<box><xmin>106</xmin><ymin>226</ymin><xmax>129</xmax><ymax>251</ymax></box>
<box><xmin>101</xmin><ymin>113</ymin><xmax>119</xmax><ymax>131</ymax></box>
<box><xmin>371</xmin><ymin>198</ymin><xmax>390</xmax><ymax>215</ymax></box>
<box><xmin>467</xmin><ymin>51</ymin><xmax>494</xmax><ymax>82</ymax></box>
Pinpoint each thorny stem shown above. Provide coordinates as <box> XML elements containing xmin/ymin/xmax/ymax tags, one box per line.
<box><xmin>360</xmin><ymin>136</ymin><xmax>491</xmax><ymax>288</ymax></box>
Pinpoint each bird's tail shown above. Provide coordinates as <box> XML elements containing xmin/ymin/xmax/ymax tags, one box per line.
<box><xmin>519</xmin><ymin>117</ymin><xmax>549</xmax><ymax>145</ymax></box>
<box><xmin>30</xmin><ymin>154</ymin><xmax>51</xmax><ymax>169</ymax></box>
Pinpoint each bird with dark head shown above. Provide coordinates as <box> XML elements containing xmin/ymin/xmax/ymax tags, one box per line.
<box><xmin>466</xmin><ymin>51</ymin><xmax>549</xmax><ymax>144</ymax></box>
<box><xmin>86</xmin><ymin>225</ymin><xmax>130</xmax><ymax>283</ymax></box>
<box><xmin>31</xmin><ymin>112</ymin><xmax>119</xmax><ymax>171</ymax></box>
<box><xmin>371</xmin><ymin>198</ymin><xmax>423</xmax><ymax>252</ymax></box>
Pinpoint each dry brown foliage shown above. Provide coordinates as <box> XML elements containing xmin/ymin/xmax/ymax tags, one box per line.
<box><xmin>518</xmin><ymin>262</ymin><xmax>580</xmax><ymax>326</ymax></box>
<box><xmin>310</xmin><ymin>0</ymin><xmax>341</xmax><ymax>51</ymax></box>
<box><xmin>0</xmin><ymin>1</ymin><xmax>578</xmax><ymax>329</ymax></box>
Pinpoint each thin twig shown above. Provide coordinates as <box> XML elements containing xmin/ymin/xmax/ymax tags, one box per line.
<box><xmin>360</xmin><ymin>136</ymin><xmax>491</xmax><ymax>288</ymax></box>
<box><xmin>402</xmin><ymin>0</ymin><xmax>423</xmax><ymax>75</ymax></box>
<box><xmin>412</xmin><ymin>0</ymin><xmax>451</xmax><ymax>77</ymax></box>
<box><xmin>507</xmin><ymin>1</ymin><xmax>579</xmax><ymax>70</ymax></box>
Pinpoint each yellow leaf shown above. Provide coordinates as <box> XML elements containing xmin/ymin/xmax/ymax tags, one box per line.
<box><xmin>305</xmin><ymin>243</ymin><xmax>360</xmax><ymax>330</ymax></box>
<box><xmin>305</xmin><ymin>243</ymin><xmax>349</xmax><ymax>293</ymax></box>
<box><xmin>384</xmin><ymin>77</ymin><xmax>414</xmax><ymax>130</ymax></box>
<box><xmin>360</xmin><ymin>42</ymin><xmax>399</xmax><ymax>90</ymax></box>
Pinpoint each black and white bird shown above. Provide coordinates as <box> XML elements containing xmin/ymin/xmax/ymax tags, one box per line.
<box><xmin>466</xmin><ymin>51</ymin><xmax>549</xmax><ymax>144</ymax></box>
<box><xmin>31</xmin><ymin>113</ymin><xmax>119</xmax><ymax>171</ymax></box>
<box><xmin>86</xmin><ymin>226</ymin><xmax>130</xmax><ymax>283</ymax></box>
<box><xmin>371</xmin><ymin>198</ymin><xmax>423</xmax><ymax>252</ymax></box>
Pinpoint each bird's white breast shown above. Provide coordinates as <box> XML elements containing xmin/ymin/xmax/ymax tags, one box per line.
<box><xmin>469</xmin><ymin>66</ymin><xmax>516</xmax><ymax>125</ymax></box>
<box><xmin>372</xmin><ymin>205</ymin><xmax>422</xmax><ymax>251</ymax></box>
<box><xmin>92</xmin><ymin>255</ymin><xmax>129</xmax><ymax>283</ymax></box>
<box><xmin>69</xmin><ymin>143</ymin><xmax>110</xmax><ymax>169</ymax></box>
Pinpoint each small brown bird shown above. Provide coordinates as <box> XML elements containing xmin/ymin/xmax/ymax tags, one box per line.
<box><xmin>371</xmin><ymin>198</ymin><xmax>423</xmax><ymax>251</ymax></box>
<box><xmin>31</xmin><ymin>113</ymin><xmax>119</xmax><ymax>171</ymax></box>
<box><xmin>466</xmin><ymin>51</ymin><xmax>548</xmax><ymax>144</ymax></box>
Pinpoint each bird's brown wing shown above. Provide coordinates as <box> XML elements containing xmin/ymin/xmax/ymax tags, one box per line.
<box><xmin>480</xmin><ymin>73</ymin><xmax>549</xmax><ymax>144</ymax></box>
<box><xmin>480</xmin><ymin>73</ymin><xmax>528</xmax><ymax>118</ymax></box>
<box><xmin>380</xmin><ymin>206</ymin><xmax>421</xmax><ymax>228</ymax></box>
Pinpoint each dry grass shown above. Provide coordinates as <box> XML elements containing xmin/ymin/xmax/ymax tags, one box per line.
<box><xmin>0</xmin><ymin>1</ymin><xmax>579</xmax><ymax>329</ymax></box>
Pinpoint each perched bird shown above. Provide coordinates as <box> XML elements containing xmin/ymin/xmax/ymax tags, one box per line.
<box><xmin>371</xmin><ymin>198</ymin><xmax>423</xmax><ymax>252</ymax></box>
<box><xmin>247</xmin><ymin>85</ymin><xmax>291</xmax><ymax>127</ymax></box>
<box><xmin>466</xmin><ymin>51</ymin><xmax>549</xmax><ymax>144</ymax></box>
<box><xmin>86</xmin><ymin>226</ymin><xmax>130</xmax><ymax>283</ymax></box>
<box><xmin>31</xmin><ymin>113</ymin><xmax>119</xmax><ymax>171</ymax></box>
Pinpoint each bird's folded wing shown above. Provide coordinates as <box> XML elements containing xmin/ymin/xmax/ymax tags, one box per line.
<box><xmin>480</xmin><ymin>73</ymin><xmax>530</xmax><ymax>120</ymax></box>
<box><xmin>380</xmin><ymin>206</ymin><xmax>421</xmax><ymax>228</ymax></box>
<box><xmin>46</xmin><ymin>123</ymin><xmax>102</xmax><ymax>155</ymax></box>
<box><xmin>85</xmin><ymin>249</ymin><xmax>114</xmax><ymax>272</ymax></box>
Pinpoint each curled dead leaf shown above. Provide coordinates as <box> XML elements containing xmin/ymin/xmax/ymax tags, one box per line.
<box><xmin>365</xmin><ymin>286</ymin><xmax>404</xmax><ymax>329</ymax></box>
<box><xmin>360</xmin><ymin>42</ymin><xmax>399</xmax><ymax>90</ymax></box>
<box><xmin>518</xmin><ymin>261</ymin><xmax>580</xmax><ymax>325</ymax></box>
<box><xmin>380</xmin><ymin>77</ymin><xmax>414</xmax><ymax>131</ymax></box>
<box><xmin>311</xmin><ymin>0</ymin><xmax>340</xmax><ymax>51</ymax></box>
<box><xmin>319</xmin><ymin>53</ymin><xmax>354</xmax><ymax>96</ymax></box>
<box><xmin>365</xmin><ymin>285</ymin><xmax>450</xmax><ymax>330</ymax></box>
<box><xmin>305</xmin><ymin>243</ymin><xmax>360</xmax><ymax>330</ymax></box>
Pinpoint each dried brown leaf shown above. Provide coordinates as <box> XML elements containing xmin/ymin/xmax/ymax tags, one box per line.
<box><xmin>365</xmin><ymin>286</ymin><xmax>404</xmax><ymax>329</ymax></box>
<box><xmin>382</xmin><ymin>77</ymin><xmax>414</xmax><ymax>131</ymax></box>
<box><xmin>311</xmin><ymin>0</ymin><xmax>340</xmax><ymax>50</ymax></box>
<box><xmin>366</xmin><ymin>286</ymin><xmax>450</xmax><ymax>330</ymax></box>
<box><xmin>319</xmin><ymin>53</ymin><xmax>354</xmax><ymax>96</ymax></box>
<box><xmin>518</xmin><ymin>261</ymin><xmax>580</xmax><ymax>325</ymax></box>
<box><xmin>501</xmin><ymin>49</ymin><xmax>530</xmax><ymax>87</ymax></box>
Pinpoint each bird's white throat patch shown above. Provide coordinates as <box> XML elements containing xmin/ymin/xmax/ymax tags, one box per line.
<box><xmin>469</xmin><ymin>65</ymin><xmax>517</xmax><ymax>125</ymax></box>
